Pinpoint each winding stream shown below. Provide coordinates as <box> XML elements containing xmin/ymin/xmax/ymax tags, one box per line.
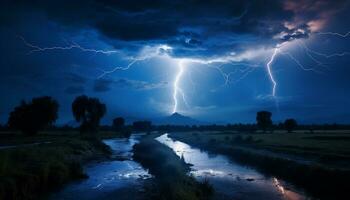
<box><xmin>156</xmin><ymin>133</ymin><xmax>310</xmax><ymax>200</ymax></box>
<box><xmin>49</xmin><ymin>134</ymin><xmax>150</xmax><ymax>200</ymax></box>
<box><xmin>49</xmin><ymin>133</ymin><xmax>311</xmax><ymax>200</ymax></box>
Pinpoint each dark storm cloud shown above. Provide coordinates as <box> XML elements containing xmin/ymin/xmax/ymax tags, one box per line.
<box><xmin>93</xmin><ymin>79</ymin><xmax>113</xmax><ymax>92</ymax></box>
<box><xmin>64</xmin><ymin>85</ymin><xmax>85</xmax><ymax>95</ymax></box>
<box><xmin>279</xmin><ymin>29</ymin><xmax>310</xmax><ymax>42</ymax></box>
<box><xmin>93</xmin><ymin>78</ymin><xmax>167</xmax><ymax>92</ymax></box>
<box><xmin>2</xmin><ymin>0</ymin><xmax>346</xmax><ymax>58</ymax></box>
<box><xmin>64</xmin><ymin>73</ymin><xmax>87</xmax><ymax>84</ymax></box>
<box><xmin>114</xmin><ymin>78</ymin><xmax>168</xmax><ymax>90</ymax></box>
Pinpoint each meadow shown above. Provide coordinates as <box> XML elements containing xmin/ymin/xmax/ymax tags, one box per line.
<box><xmin>171</xmin><ymin>130</ymin><xmax>350</xmax><ymax>167</ymax></box>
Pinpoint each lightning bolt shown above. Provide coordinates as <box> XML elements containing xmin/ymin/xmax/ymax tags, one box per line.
<box><xmin>267</xmin><ymin>48</ymin><xmax>278</xmax><ymax>97</ymax></box>
<box><xmin>172</xmin><ymin>60</ymin><xmax>186</xmax><ymax>113</ymax></box>
<box><xmin>97</xmin><ymin>59</ymin><xmax>139</xmax><ymax>79</ymax></box>
<box><xmin>279</xmin><ymin>50</ymin><xmax>321</xmax><ymax>73</ymax></box>
<box><xmin>301</xmin><ymin>42</ymin><xmax>350</xmax><ymax>58</ymax></box>
<box><xmin>316</xmin><ymin>31</ymin><xmax>350</xmax><ymax>38</ymax></box>
<box><xmin>19</xmin><ymin>36</ymin><xmax>119</xmax><ymax>55</ymax></box>
<box><xmin>20</xmin><ymin>36</ymin><xmax>267</xmax><ymax>114</ymax></box>
<box><xmin>19</xmin><ymin>30</ymin><xmax>350</xmax><ymax>114</ymax></box>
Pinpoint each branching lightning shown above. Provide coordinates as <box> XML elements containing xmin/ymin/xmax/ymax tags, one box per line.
<box><xmin>264</xmin><ymin>30</ymin><xmax>350</xmax><ymax>97</ymax></box>
<box><xmin>19</xmin><ymin>30</ymin><xmax>350</xmax><ymax>114</ymax></box>
<box><xmin>301</xmin><ymin>42</ymin><xmax>350</xmax><ymax>59</ymax></box>
<box><xmin>97</xmin><ymin>59</ymin><xmax>139</xmax><ymax>79</ymax></box>
<box><xmin>317</xmin><ymin>31</ymin><xmax>350</xmax><ymax>38</ymax></box>
<box><xmin>19</xmin><ymin>36</ymin><xmax>119</xmax><ymax>55</ymax></box>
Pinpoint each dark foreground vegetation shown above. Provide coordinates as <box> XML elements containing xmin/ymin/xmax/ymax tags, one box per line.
<box><xmin>171</xmin><ymin>131</ymin><xmax>350</xmax><ymax>199</ymax></box>
<box><xmin>0</xmin><ymin>134</ymin><xmax>111</xmax><ymax>200</ymax></box>
<box><xmin>1</xmin><ymin>94</ymin><xmax>350</xmax><ymax>200</ymax></box>
<box><xmin>133</xmin><ymin>135</ymin><xmax>213</xmax><ymax>200</ymax></box>
<box><xmin>0</xmin><ymin>95</ymin><xmax>114</xmax><ymax>199</ymax></box>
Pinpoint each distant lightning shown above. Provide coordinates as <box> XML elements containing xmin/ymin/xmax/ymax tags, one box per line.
<box><xmin>316</xmin><ymin>31</ymin><xmax>350</xmax><ymax>38</ymax></box>
<box><xmin>19</xmin><ymin>36</ymin><xmax>119</xmax><ymax>55</ymax></box>
<box><xmin>296</xmin><ymin>42</ymin><xmax>330</xmax><ymax>70</ymax></box>
<box><xmin>97</xmin><ymin>59</ymin><xmax>139</xmax><ymax>79</ymax></box>
<box><xmin>279</xmin><ymin>50</ymin><xmax>321</xmax><ymax>73</ymax></box>
<box><xmin>19</xmin><ymin>36</ymin><xmax>172</xmax><ymax>79</ymax></box>
<box><xmin>301</xmin><ymin>42</ymin><xmax>350</xmax><ymax>58</ymax></box>
<box><xmin>264</xmin><ymin>34</ymin><xmax>350</xmax><ymax>97</ymax></box>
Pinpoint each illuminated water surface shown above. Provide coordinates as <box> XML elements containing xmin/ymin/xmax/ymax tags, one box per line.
<box><xmin>49</xmin><ymin>134</ymin><xmax>150</xmax><ymax>200</ymax></box>
<box><xmin>156</xmin><ymin>133</ymin><xmax>308</xmax><ymax>200</ymax></box>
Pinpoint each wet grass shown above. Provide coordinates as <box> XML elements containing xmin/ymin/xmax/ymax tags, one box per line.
<box><xmin>0</xmin><ymin>132</ymin><xmax>112</xmax><ymax>200</ymax></box>
<box><xmin>0</xmin><ymin>130</ymin><xmax>125</xmax><ymax>146</ymax></box>
<box><xmin>133</xmin><ymin>135</ymin><xmax>213</xmax><ymax>200</ymax></box>
<box><xmin>174</xmin><ymin>131</ymin><xmax>350</xmax><ymax>162</ymax></box>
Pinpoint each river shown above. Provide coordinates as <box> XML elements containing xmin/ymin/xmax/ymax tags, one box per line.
<box><xmin>49</xmin><ymin>133</ymin><xmax>310</xmax><ymax>200</ymax></box>
<box><xmin>48</xmin><ymin>134</ymin><xmax>150</xmax><ymax>200</ymax></box>
<box><xmin>156</xmin><ymin>133</ymin><xmax>310</xmax><ymax>200</ymax></box>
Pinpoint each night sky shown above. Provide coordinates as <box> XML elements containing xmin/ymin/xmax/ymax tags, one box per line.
<box><xmin>1</xmin><ymin>0</ymin><xmax>350</xmax><ymax>125</ymax></box>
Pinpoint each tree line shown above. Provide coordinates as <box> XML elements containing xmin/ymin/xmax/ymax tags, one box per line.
<box><xmin>1</xmin><ymin>96</ymin><xmax>349</xmax><ymax>135</ymax></box>
<box><xmin>2</xmin><ymin>95</ymin><xmax>154</xmax><ymax>136</ymax></box>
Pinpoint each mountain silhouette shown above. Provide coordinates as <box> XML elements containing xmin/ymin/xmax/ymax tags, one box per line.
<box><xmin>155</xmin><ymin>112</ymin><xmax>206</xmax><ymax>125</ymax></box>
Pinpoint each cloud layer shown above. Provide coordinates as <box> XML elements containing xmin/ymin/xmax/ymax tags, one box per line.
<box><xmin>2</xmin><ymin>0</ymin><xmax>347</xmax><ymax>58</ymax></box>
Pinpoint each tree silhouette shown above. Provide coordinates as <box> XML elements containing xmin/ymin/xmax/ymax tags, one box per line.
<box><xmin>72</xmin><ymin>95</ymin><xmax>106</xmax><ymax>135</ymax></box>
<box><xmin>284</xmin><ymin>118</ymin><xmax>297</xmax><ymax>133</ymax></box>
<box><xmin>256</xmin><ymin>111</ymin><xmax>272</xmax><ymax>132</ymax></box>
<box><xmin>8</xmin><ymin>96</ymin><xmax>59</xmax><ymax>135</ymax></box>
<box><xmin>113</xmin><ymin>117</ymin><xmax>125</xmax><ymax>131</ymax></box>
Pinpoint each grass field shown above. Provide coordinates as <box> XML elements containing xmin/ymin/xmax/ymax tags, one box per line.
<box><xmin>0</xmin><ymin>130</ymin><xmax>124</xmax><ymax>146</ymax></box>
<box><xmin>0</xmin><ymin>131</ymin><xmax>115</xmax><ymax>199</ymax></box>
<box><xmin>171</xmin><ymin>130</ymin><xmax>350</xmax><ymax>164</ymax></box>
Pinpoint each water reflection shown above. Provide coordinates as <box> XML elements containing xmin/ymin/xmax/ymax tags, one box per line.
<box><xmin>273</xmin><ymin>178</ymin><xmax>306</xmax><ymax>200</ymax></box>
<box><xmin>49</xmin><ymin>134</ymin><xmax>150</xmax><ymax>200</ymax></box>
<box><xmin>156</xmin><ymin>133</ymin><xmax>308</xmax><ymax>200</ymax></box>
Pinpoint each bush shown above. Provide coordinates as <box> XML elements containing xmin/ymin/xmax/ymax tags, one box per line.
<box><xmin>284</xmin><ymin>118</ymin><xmax>298</xmax><ymax>133</ymax></box>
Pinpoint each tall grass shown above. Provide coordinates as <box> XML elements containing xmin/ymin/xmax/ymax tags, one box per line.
<box><xmin>0</xmin><ymin>138</ymin><xmax>110</xmax><ymax>199</ymax></box>
<box><xmin>133</xmin><ymin>136</ymin><xmax>213</xmax><ymax>200</ymax></box>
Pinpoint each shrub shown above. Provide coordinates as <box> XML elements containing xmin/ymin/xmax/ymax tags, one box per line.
<box><xmin>284</xmin><ymin>118</ymin><xmax>298</xmax><ymax>133</ymax></box>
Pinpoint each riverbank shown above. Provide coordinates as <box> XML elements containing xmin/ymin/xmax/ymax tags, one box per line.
<box><xmin>0</xmin><ymin>132</ymin><xmax>113</xmax><ymax>199</ymax></box>
<box><xmin>48</xmin><ymin>134</ymin><xmax>150</xmax><ymax>200</ymax></box>
<box><xmin>170</xmin><ymin>131</ymin><xmax>350</xmax><ymax>199</ymax></box>
<box><xmin>133</xmin><ymin>135</ymin><xmax>213</xmax><ymax>200</ymax></box>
